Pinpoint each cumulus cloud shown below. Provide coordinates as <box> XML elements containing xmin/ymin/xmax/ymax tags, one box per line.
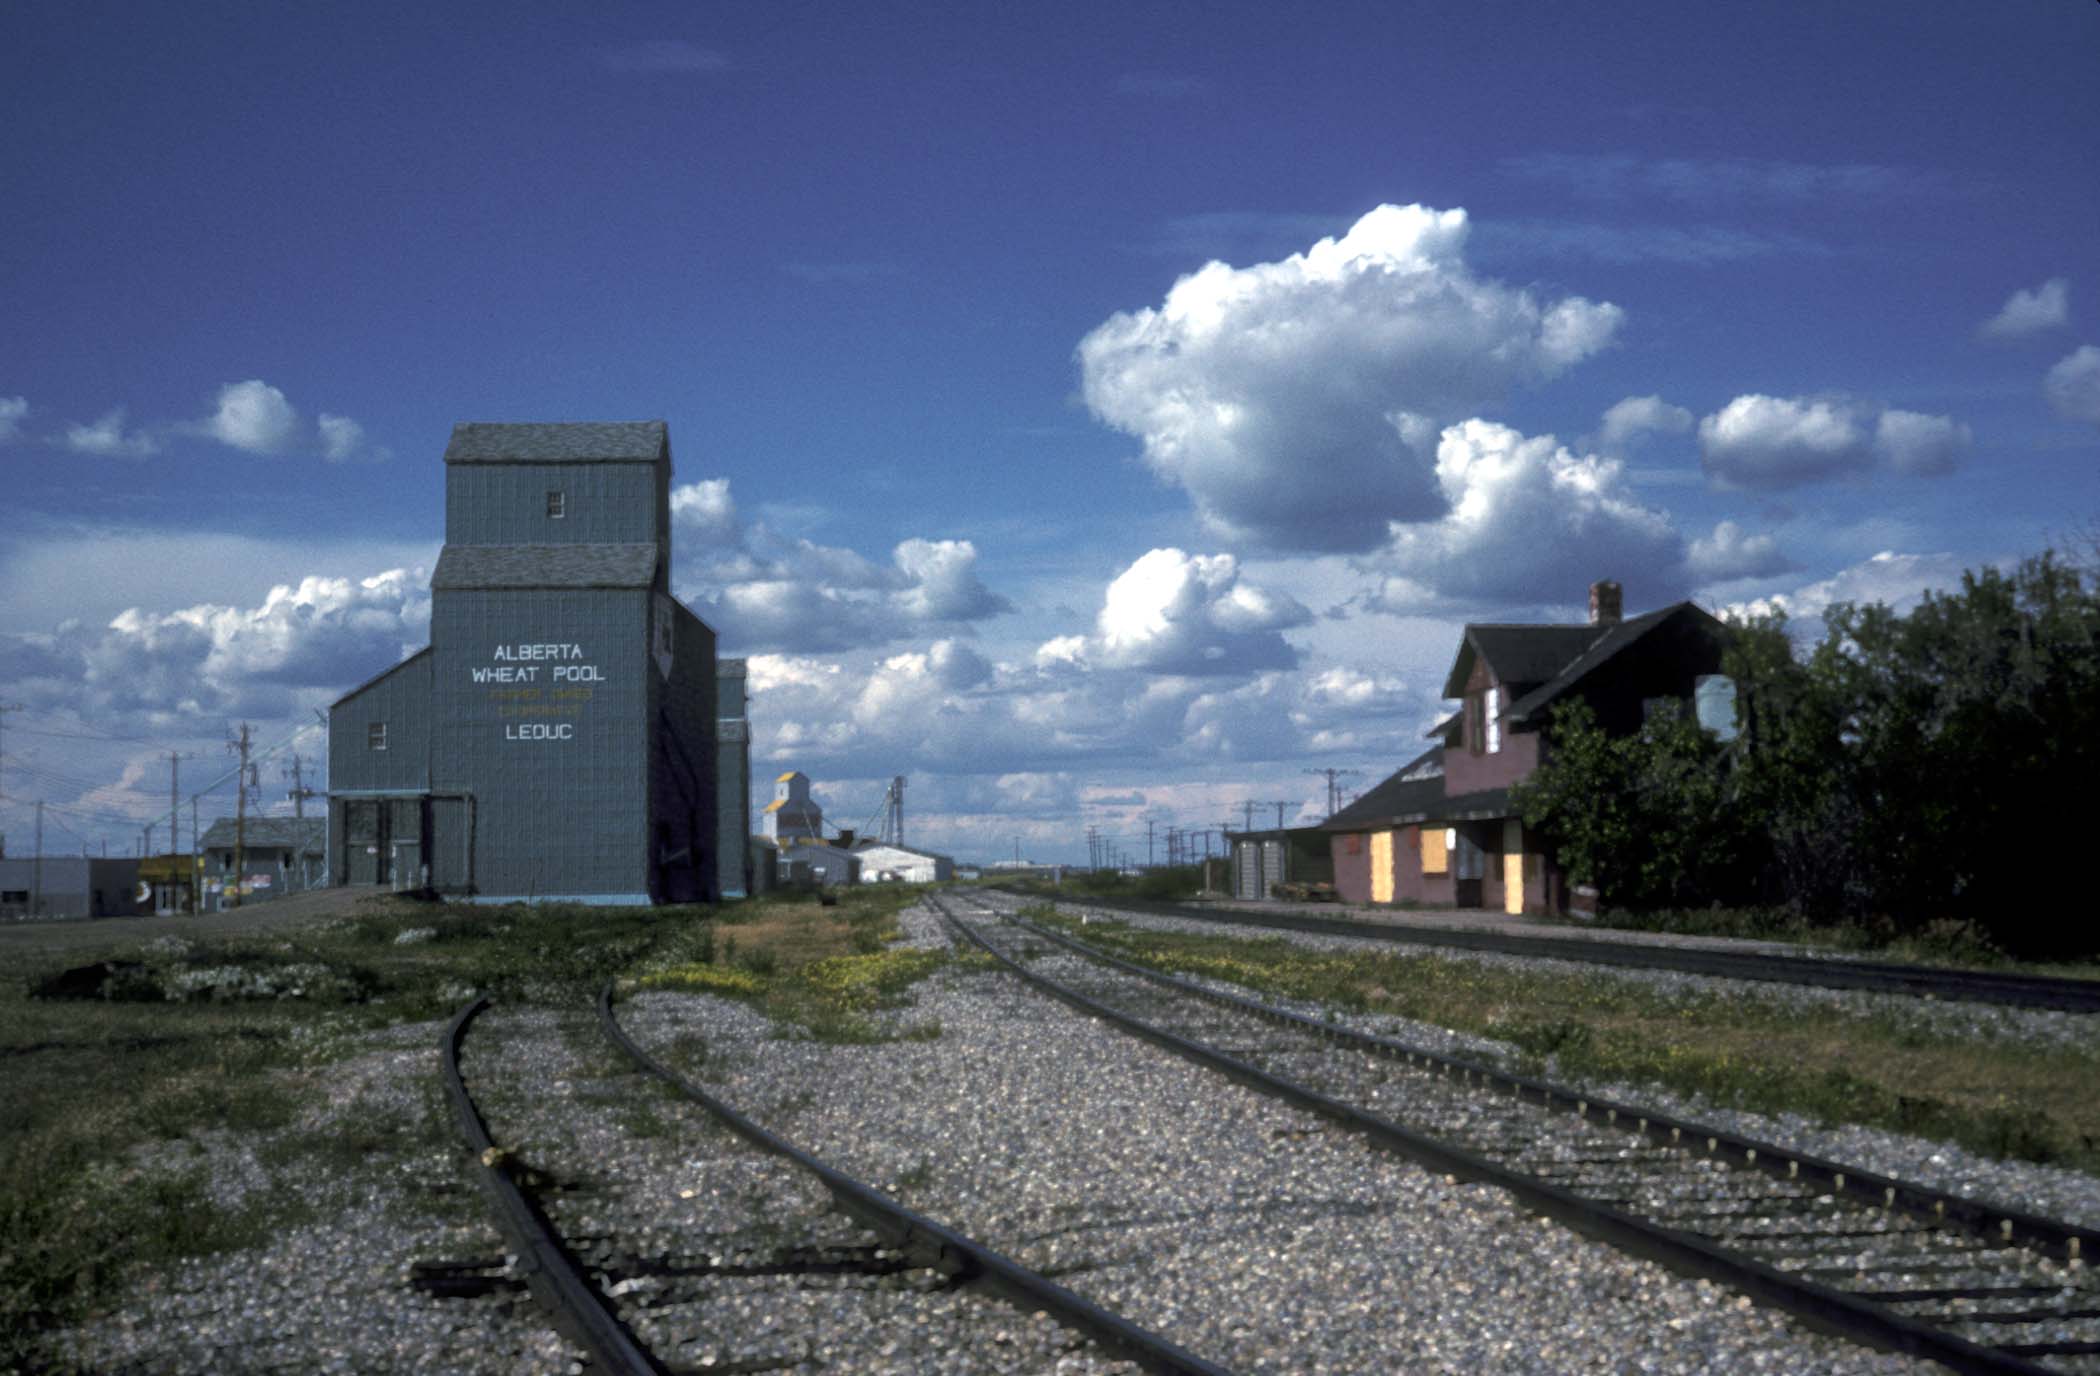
<box><xmin>1370</xmin><ymin>420</ymin><xmax>1683</xmax><ymax>606</ymax></box>
<box><xmin>1724</xmin><ymin>550</ymin><xmax>1972</xmax><ymax>641</ymax></box>
<box><xmin>204</xmin><ymin>379</ymin><xmax>299</xmax><ymax>453</ymax></box>
<box><xmin>2</xmin><ymin>566</ymin><xmax>430</xmax><ymax>724</ymax></box>
<box><xmin>1686</xmin><ymin>520</ymin><xmax>1796</xmax><ymax>584</ymax></box>
<box><xmin>670</xmin><ymin>479</ymin><xmax>1011</xmax><ymax>654</ymax></box>
<box><xmin>2044</xmin><ymin>345</ymin><xmax>2100</xmax><ymax>425</ymax></box>
<box><xmin>0</xmin><ymin>396</ymin><xmax>25</xmax><ymax>444</ymax></box>
<box><xmin>1697</xmin><ymin>394</ymin><xmax>1968</xmax><ymax>489</ymax></box>
<box><xmin>1040</xmin><ymin>548</ymin><xmax>1310</xmax><ymax>676</ymax></box>
<box><xmin>1597</xmin><ymin>394</ymin><xmax>1693</xmax><ymax>452</ymax></box>
<box><xmin>62</xmin><ymin>408</ymin><xmax>159</xmax><ymax>457</ymax></box>
<box><xmin>670</xmin><ymin>478</ymin><xmax>742</xmax><ymax>545</ymax></box>
<box><xmin>1979</xmin><ymin>278</ymin><xmax>2070</xmax><ymax>341</ymax></box>
<box><xmin>1873</xmin><ymin>408</ymin><xmax>1971</xmax><ymax>475</ymax></box>
<box><xmin>1078</xmin><ymin>203</ymin><xmax>1624</xmax><ymax>552</ymax></box>
<box><xmin>318</xmin><ymin>414</ymin><xmax>365</xmax><ymax>462</ymax></box>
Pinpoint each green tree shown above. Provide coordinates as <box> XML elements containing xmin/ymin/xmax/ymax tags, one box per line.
<box><xmin>1514</xmin><ymin>698</ymin><xmax>1758</xmax><ymax>911</ymax></box>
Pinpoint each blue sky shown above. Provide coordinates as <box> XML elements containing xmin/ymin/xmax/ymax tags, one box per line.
<box><xmin>3</xmin><ymin>1</ymin><xmax>2096</xmax><ymax>866</ymax></box>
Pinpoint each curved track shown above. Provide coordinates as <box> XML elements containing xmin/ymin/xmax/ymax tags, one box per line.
<box><xmin>937</xmin><ymin>894</ymin><xmax>2100</xmax><ymax>1374</ymax></box>
<box><xmin>441</xmin><ymin>989</ymin><xmax>1232</xmax><ymax>1375</ymax></box>
<box><xmin>1001</xmin><ymin>889</ymin><xmax>2100</xmax><ymax>1013</ymax></box>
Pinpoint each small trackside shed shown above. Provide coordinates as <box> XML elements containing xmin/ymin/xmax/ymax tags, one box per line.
<box><xmin>329</xmin><ymin>421</ymin><xmax>721</xmax><ymax>904</ymax></box>
<box><xmin>1225</xmin><ymin>826</ymin><xmax>1334</xmax><ymax>900</ymax></box>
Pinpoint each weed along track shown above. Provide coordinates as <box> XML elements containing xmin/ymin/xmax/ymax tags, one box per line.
<box><xmin>442</xmin><ymin>985</ymin><xmax>1220</xmax><ymax>1374</ymax></box>
<box><xmin>934</xmin><ymin>893</ymin><xmax>2100</xmax><ymax>1374</ymax></box>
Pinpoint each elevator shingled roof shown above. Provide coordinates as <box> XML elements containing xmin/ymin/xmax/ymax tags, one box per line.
<box><xmin>431</xmin><ymin>542</ymin><xmax>659</xmax><ymax>589</ymax></box>
<box><xmin>442</xmin><ymin>421</ymin><xmax>669</xmax><ymax>464</ymax></box>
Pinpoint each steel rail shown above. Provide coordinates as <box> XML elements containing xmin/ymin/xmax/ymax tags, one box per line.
<box><xmin>937</xmin><ymin>896</ymin><xmax>2085</xmax><ymax>1376</ymax></box>
<box><xmin>440</xmin><ymin>996</ymin><xmax>665</xmax><ymax>1376</ymax></box>
<box><xmin>1000</xmin><ymin>888</ymin><xmax>2100</xmax><ymax>1013</ymax></box>
<box><xmin>596</xmin><ymin>980</ymin><xmax>1236</xmax><ymax>1376</ymax></box>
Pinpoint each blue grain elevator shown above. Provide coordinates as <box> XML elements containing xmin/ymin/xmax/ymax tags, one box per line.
<box><xmin>328</xmin><ymin>422</ymin><xmax>730</xmax><ymax>903</ymax></box>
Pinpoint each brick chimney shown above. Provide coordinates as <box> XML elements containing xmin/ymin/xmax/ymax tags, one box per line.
<box><xmin>1588</xmin><ymin>579</ymin><xmax>1623</xmax><ymax>626</ymax></box>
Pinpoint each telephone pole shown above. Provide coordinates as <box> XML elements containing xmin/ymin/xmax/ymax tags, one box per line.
<box><xmin>1270</xmin><ymin>801</ymin><xmax>1291</xmax><ymax>829</ymax></box>
<box><xmin>1238</xmin><ymin>800</ymin><xmax>1256</xmax><ymax>832</ymax></box>
<box><xmin>0</xmin><ymin>704</ymin><xmax>23</xmax><ymax>819</ymax></box>
<box><xmin>1145</xmin><ymin>819</ymin><xmax>1155</xmax><ymax>868</ymax></box>
<box><xmin>1305</xmin><ymin>767</ymin><xmax>1360</xmax><ymax>817</ymax></box>
<box><xmin>33</xmin><ymin>799</ymin><xmax>44</xmax><ymax>917</ymax></box>
<box><xmin>285</xmin><ymin>753</ymin><xmax>320</xmax><ymax>819</ymax></box>
<box><xmin>229</xmin><ymin>723</ymin><xmax>252</xmax><ymax>907</ymax></box>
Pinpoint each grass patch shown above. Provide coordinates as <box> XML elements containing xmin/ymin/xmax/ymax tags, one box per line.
<box><xmin>1027</xmin><ymin>908</ymin><xmax>2100</xmax><ymax>1178</ymax></box>
<box><xmin>0</xmin><ymin>891</ymin><xmax>720</xmax><ymax>1364</ymax></box>
<box><xmin>637</xmin><ymin>889</ymin><xmax>947</xmax><ymax>1041</ymax></box>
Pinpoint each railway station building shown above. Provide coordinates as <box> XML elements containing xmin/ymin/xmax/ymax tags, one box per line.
<box><xmin>328</xmin><ymin>422</ymin><xmax>729</xmax><ymax>904</ymax></box>
<box><xmin>1323</xmin><ymin>581</ymin><xmax>1736</xmax><ymax>916</ymax></box>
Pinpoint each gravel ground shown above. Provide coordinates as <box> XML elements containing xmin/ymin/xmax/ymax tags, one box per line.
<box><xmin>621</xmin><ymin>899</ymin><xmax>1936</xmax><ymax>1375</ymax></box>
<box><xmin>999</xmin><ymin>892</ymin><xmax>2100</xmax><ymax>1232</ymax></box>
<box><xmin>53</xmin><ymin>1017</ymin><xmax>574</xmax><ymax>1376</ymax></box>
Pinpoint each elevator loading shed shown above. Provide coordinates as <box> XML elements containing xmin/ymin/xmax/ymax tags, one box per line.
<box><xmin>328</xmin><ymin>422</ymin><xmax>722</xmax><ymax>904</ymax></box>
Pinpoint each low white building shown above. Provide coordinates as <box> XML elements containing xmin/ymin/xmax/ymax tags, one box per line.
<box><xmin>852</xmin><ymin>842</ymin><xmax>954</xmax><ymax>885</ymax></box>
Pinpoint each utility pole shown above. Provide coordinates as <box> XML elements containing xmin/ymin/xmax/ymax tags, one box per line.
<box><xmin>285</xmin><ymin>753</ymin><xmax>320</xmax><ymax>819</ymax></box>
<box><xmin>1239</xmin><ymin>800</ymin><xmax>1257</xmax><ymax>832</ymax></box>
<box><xmin>0</xmin><ymin>704</ymin><xmax>22</xmax><ymax>820</ymax></box>
<box><xmin>1305</xmin><ymin>767</ymin><xmax>1360</xmax><ymax>817</ymax></box>
<box><xmin>1145</xmin><ymin>819</ymin><xmax>1155</xmax><ymax>868</ymax></box>
<box><xmin>33</xmin><ymin>800</ymin><xmax>44</xmax><ymax>917</ymax></box>
<box><xmin>1271</xmin><ymin>801</ymin><xmax>1291</xmax><ymax>829</ymax></box>
<box><xmin>229</xmin><ymin>723</ymin><xmax>251</xmax><ymax>907</ymax></box>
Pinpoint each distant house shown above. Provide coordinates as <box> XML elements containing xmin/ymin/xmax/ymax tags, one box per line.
<box><xmin>852</xmin><ymin>841</ymin><xmax>955</xmax><ymax>885</ymax></box>
<box><xmin>775</xmin><ymin>836</ymin><xmax>859</xmax><ymax>887</ymax></box>
<box><xmin>200</xmin><ymin>816</ymin><xmax>326</xmax><ymax>907</ymax></box>
<box><xmin>1324</xmin><ymin>581</ymin><xmax>1736</xmax><ymax>915</ymax></box>
<box><xmin>0</xmin><ymin>857</ymin><xmax>144</xmax><ymax>921</ymax></box>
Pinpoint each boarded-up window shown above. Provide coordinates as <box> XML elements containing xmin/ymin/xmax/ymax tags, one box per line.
<box><xmin>1344</xmin><ymin>833</ymin><xmax>1362</xmax><ymax>855</ymax></box>
<box><xmin>1420</xmin><ymin>826</ymin><xmax>1449</xmax><ymax>875</ymax></box>
<box><xmin>1370</xmin><ymin>830</ymin><xmax>1394</xmax><ymax>903</ymax></box>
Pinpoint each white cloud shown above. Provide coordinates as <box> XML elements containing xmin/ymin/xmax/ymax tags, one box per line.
<box><xmin>63</xmin><ymin>408</ymin><xmax>159</xmax><ymax>457</ymax></box>
<box><xmin>1724</xmin><ymin>550</ymin><xmax>1973</xmax><ymax>640</ymax></box>
<box><xmin>670</xmin><ymin>478</ymin><xmax>741</xmax><ymax>544</ymax></box>
<box><xmin>205</xmin><ymin>379</ymin><xmax>300</xmax><ymax>454</ymax></box>
<box><xmin>0</xmin><ymin>396</ymin><xmax>26</xmax><ymax>444</ymax></box>
<box><xmin>1371</xmin><ymin>420</ymin><xmax>1684</xmax><ymax>606</ymax></box>
<box><xmin>1686</xmin><ymin>520</ymin><xmax>1795</xmax><ymax>584</ymax></box>
<box><xmin>670</xmin><ymin>480</ymin><xmax>1010</xmax><ymax>654</ymax></box>
<box><xmin>1052</xmin><ymin>548</ymin><xmax>1311</xmax><ymax>676</ymax></box>
<box><xmin>318</xmin><ymin>414</ymin><xmax>366</xmax><ymax>462</ymax></box>
<box><xmin>2044</xmin><ymin>345</ymin><xmax>2100</xmax><ymax>425</ymax></box>
<box><xmin>1078</xmin><ymin>203</ymin><xmax>1624</xmax><ymax>552</ymax></box>
<box><xmin>1500</xmin><ymin>153</ymin><xmax>1951</xmax><ymax>205</ymax></box>
<box><xmin>3</xmin><ymin>564</ymin><xmax>430</xmax><ymax>724</ymax></box>
<box><xmin>1697</xmin><ymin>393</ymin><xmax>1968</xmax><ymax>489</ymax></box>
<box><xmin>1979</xmin><ymin>278</ymin><xmax>2070</xmax><ymax>342</ymax></box>
<box><xmin>1873</xmin><ymin>408</ymin><xmax>1971</xmax><ymax>475</ymax></box>
<box><xmin>1597</xmin><ymin>394</ymin><xmax>1693</xmax><ymax>452</ymax></box>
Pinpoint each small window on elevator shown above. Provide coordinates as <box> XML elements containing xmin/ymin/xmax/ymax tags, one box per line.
<box><xmin>546</xmin><ymin>489</ymin><xmax>566</xmax><ymax>519</ymax></box>
<box><xmin>368</xmin><ymin>722</ymin><xmax>387</xmax><ymax>751</ymax></box>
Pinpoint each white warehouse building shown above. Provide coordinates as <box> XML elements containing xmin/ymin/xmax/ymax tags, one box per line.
<box><xmin>852</xmin><ymin>842</ymin><xmax>954</xmax><ymax>885</ymax></box>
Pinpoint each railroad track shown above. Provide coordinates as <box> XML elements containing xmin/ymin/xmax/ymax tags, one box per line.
<box><xmin>440</xmin><ymin>991</ymin><xmax>1230</xmax><ymax>1375</ymax></box>
<box><xmin>996</xmin><ymin>889</ymin><xmax>2100</xmax><ymax>1014</ymax></box>
<box><xmin>936</xmin><ymin>893</ymin><xmax>2100</xmax><ymax>1375</ymax></box>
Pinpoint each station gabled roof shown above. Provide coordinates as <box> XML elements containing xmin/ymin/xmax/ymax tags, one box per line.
<box><xmin>442</xmin><ymin>421</ymin><xmax>668</xmax><ymax>465</ymax></box>
<box><xmin>1438</xmin><ymin>602</ymin><xmax>1724</xmax><ymax>726</ymax></box>
<box><xmin>431</xmin><ymin>542</ymin><xmax>658</xmax><ymax>590</ymax></box>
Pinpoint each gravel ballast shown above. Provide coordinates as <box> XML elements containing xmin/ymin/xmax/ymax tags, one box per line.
<box><xmin>1007</xmin><ymin>893</ymin><xmax>2100</xmax><ymax>1231</ymax></box>
<box><xmin>621</xmin><ymin>899</ymin><xmax>1936</xmax><ymax>1375</ymax></box>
